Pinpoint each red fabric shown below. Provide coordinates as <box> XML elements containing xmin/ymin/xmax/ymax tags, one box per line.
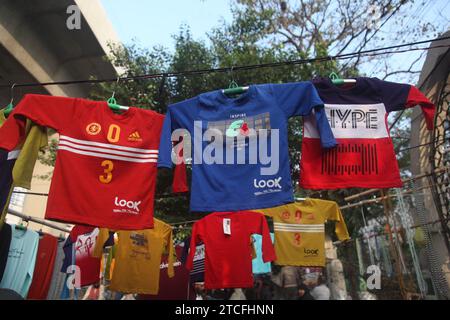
<box><xmin>300</xmin><ymin>138</ymin><xmax>402</xmax><ymax>189</ymax></box>
<box><xmin>0</xmin><ymin>94</ymin><xmax>166</xmax><ymax>230</ymax></box>
<box><xmin>187</xmin><ymin>211</ymin><xmax>276</xmax><ymax>289</ymax></box>
<box><xmin>406</xmin><ymin>86</ymin><xmax>435</xmax><ymax>130</ymax></box>
<box><xmin>172</xmin><ymin>140</ymin><xmax>189</xmax><ymax>193</ymax></box>
<box><xmin>71</xmin><ymin>225</ymin><xmax>101</xmax><ymax>287</ymax></box>
<box><xmin>138</xmin><ymin>246</ymin><xmax>195</xmax><ymax>300</ymax></box>
<box><xmin>27</xmin><ymin>234</ymin><xmax>58</xmax><ymax>299</ymax></box>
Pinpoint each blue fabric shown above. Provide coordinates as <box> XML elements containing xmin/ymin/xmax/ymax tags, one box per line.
<box><xmin>252</xmin><ymin>233</ymin><xmax>274</xmax><ymax>274</ymax></box>
<box><xmin>0</xmin><ymin>227</ymin><xmax>39</xmax><ymax>297</ymax></box>
<box><xmin>158</xmin><ymin>82</ymin><xmax>336</xmax><ymax>212</ymax></box>
<box><xmin>181</xmin><ymin>237</ymin><xmax>205</xmax><ymax>283</ymax></box>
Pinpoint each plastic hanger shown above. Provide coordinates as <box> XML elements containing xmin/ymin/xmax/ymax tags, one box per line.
<box><xmin>107</xmin><ymin>76</ymin><xmax>129</xmax><ymax>112</ymax></box>
<box><xmin>58</xmin><ymin>233</ymin><xmax>66</xmax><ymax>242</ymax></box>
<box><xmin>15</xmin><ymin>220</ymin><xmax>29</xmax><ymax>231</ymax></box>
<box><xmin>222</xmin><ymin>67</ymin><xmax>249</xmax><ymax>97</ymax></box>
<box><xmin>3</xmin><ymin>83</ymin><xmax>16</xmax><ymax>118</ymax></box>
<box><xmin>329</xmin><ymin>72</ymin><xmax>356</xmax><ymax>85</ymax></box>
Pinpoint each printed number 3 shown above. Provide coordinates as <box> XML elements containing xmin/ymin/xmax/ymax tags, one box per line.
<box><xmin>99</xmin><ymin>160</ymin><xmax>114</xmax><ymax>184</ymax></box>
<box><xmin>294</xmin><ymin>233</ymin><xmax>301</xmax><ymax>246</ymax></box>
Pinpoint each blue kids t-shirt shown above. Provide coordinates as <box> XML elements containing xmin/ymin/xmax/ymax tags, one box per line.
<box><xmin>252</xmin><ymin>233</ymin><xmax>275</xmax><ymax>274</ymax></box>
<box><xmin>158</xmin><ymin>82</ymin><xmax>337</xmax><ymax>212</ymax></box>
<box><xmin>0</xmin><ymin>226</ymin><xmax>39</xmax><ymax>297</ymax></box>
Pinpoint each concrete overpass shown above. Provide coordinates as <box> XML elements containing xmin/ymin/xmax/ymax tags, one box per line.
<box><xmin>0</xmin><ymin>0</ymin><xmax>121</xmax><ymax>105</ymax></box>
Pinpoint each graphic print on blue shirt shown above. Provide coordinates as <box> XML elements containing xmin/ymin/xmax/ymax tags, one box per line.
<box><xmin>158</xmin><ymin>82</ymin><xmax>337</xmax><ymax>212</ymax></box>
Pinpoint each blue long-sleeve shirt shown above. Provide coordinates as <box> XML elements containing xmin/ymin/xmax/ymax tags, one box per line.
<box><xmin>158</xmin><ymin>82</ymin><xmax>337</xmax><ymax>212</ymax></box>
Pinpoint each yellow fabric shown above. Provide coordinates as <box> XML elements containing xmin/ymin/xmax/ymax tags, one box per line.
<box><xmin>0</xmin><ymin>109</ymin><xmax>48</xmax><ymax>228</ymax></box>
<box><xmin>93</xmin><ymin>219</ymin><xmax>175</xmax><ymax>295</ymax></box>
<box><xmin>255</xmin><ymin>198</ymin><xmax>349</xmax><ymax>267</ymax></box>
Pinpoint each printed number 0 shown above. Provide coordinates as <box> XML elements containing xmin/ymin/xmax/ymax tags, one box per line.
<box><xmin>107</xmin><ymin>124</ymin><xmax>121</xmax><ymax>143</ymax></box>
<box><xmin>99</xmin><ymin>160</ymin><xmax>114</xmax><ymax>184</ymax></box>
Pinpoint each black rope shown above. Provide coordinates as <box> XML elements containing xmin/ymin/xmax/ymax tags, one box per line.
<box><xmin>0</xmin><ymin>36</ymin><xmax>448</xmax><ymax>89</ymax></box>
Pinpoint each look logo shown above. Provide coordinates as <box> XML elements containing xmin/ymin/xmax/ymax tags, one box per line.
<box><xmin>86</xmin><ymin>123</ymin><xmax>102</xmax><ymax>135</ymax></box>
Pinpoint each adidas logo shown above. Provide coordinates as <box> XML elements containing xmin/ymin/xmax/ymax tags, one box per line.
<box><xmin>128</xmin><ymin>131</ymin><xmax>142</xmax><ymax>142</ymax></box>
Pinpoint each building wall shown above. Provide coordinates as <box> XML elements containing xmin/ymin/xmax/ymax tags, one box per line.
<box><xmin>410</xmin><ymin>32</ymin><xmax>450</xmax><ymax>296</ymax></box>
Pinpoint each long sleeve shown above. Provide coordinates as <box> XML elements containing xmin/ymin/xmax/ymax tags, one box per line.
<box><xmin>164</xmin><ymin>224</ymin><xmax>175</xmax><ymax>278</ymax></box>
<box><xmin>0</xmin><ymin>94</ymin><xmax>78</xmax><ymax>151</ymax></box>
<box><xmin>186</xmin><ymin>221</ymin><xmax>202</xmax><ymax>271</ymax></box>
<box><xmin>318</xmin><ymin>199</ymin><xmax>350</xmax><ymax>241</ymax></box>
<box><xmin>157</xmin><ymin>107</ymin><xmax>178</xmax><ymax>169</ymax></box>
<box><xmin>373</xmin><ymin>78</ymin><xmax>435</xmax><ymax>130</ymax></box>
<box><xmin>270</xmin><ymin>82</ymin><xmax>337</xmax><ymax>149</ymax></box>
<box><xmin>314</xmin><ymin>105</ymin><xmax>338</xmax><ymax>148</ymax></box>
<box><xmin>92</xmin><ymin>228</ymin><xmax>111</xmax><ymax>259</ymax></box>
<box><xmin>172</xmin><ymin>139</ymin><xmax>189</xmax><ymax>193</ymax></box>
<box><xmin>251</xmin><ymin>212</ymin><xmax>276</xmax><ymax>263</ymax></box>
<box><xmin>334</xmin><ymin>209</ymin><xmax>350</xmax><ymax>241</ymax></box>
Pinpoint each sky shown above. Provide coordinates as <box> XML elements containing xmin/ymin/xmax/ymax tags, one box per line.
<box><xmin>100</xmin><ymin>0</ymin><xmax>450</xmax><ymax>83</ymax></box>
<box><xmin>100</xmin><ymin>0</ymin><xmax>232</xmax><ymax>51</ymax></box>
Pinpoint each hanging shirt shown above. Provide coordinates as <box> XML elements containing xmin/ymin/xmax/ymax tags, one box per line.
<box><xmin>46</xmin><ymin>240</ymin><xmax>66</xmax><ymax>300</ymax></box>
<box><xmin>138</xmin><ymin>245</ymin><xmax>195</xmax><ymax>300</ymax></box>
<box><xmin>0</xmin><ymin>226</ymin><xmax>39</xmax><ymax>297</ymax></box>
<box><xmin>158</xmin><ymin>82</ymin><xmax>337</xmax><ymax>212</ymax></box>
<box><xmin>180</xmin><ymin>237</ymin><xmax>205</xmax><ymax>283</ymax></box>
<box><xmin>0</xmin><ymin>223</ymin><xmax>12</xmax><ymax>281</ymax></box>
<box><xmin>0</xmin><ymin>94</ymin><xmax>183</xmax><ymax>230</ymax></box>
<box><xmin>62</xmin><ymin>225</ymin><xmax>101</xmax><ymax>287</ymax></box>
<box><xmin>300</xmin><ymin>77</ymin><xmax>435</xmax><ymax>189</ymax></box>
<box><xmin>252</xmin><ymin>233</ymin><xmax>275</xmax><ymax>274</ymax></box>
<box><xmin>27</xmin><ymin>234</ymin><xmax>58</xmax><ymax>299</ymax></box>
<box><xmin>0</xmin><ymin>108</ymin><xmax>47</xmax><ymax>228</ymax></box>
<box><xmin>187</xmin><ymin>211</ymin><xmax>276</xmax><ymax>289</ymax></box>
<box><xmin>93</xmin><ymin>219</ymin><xmax>175</xmax><ymax>295</ymax></box>
<box><xmin>255</xmin><ymin>199</ymin><xmax>350</xmax><ymax>267</ymax></box>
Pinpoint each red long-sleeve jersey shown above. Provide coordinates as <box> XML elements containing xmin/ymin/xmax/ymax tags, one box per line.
<box><xmin>0</xmin><ymin>94</ymin><xmax>183</xmax><ymax>230</ymax></box>
<box><xmin>187</xmin><ymin>211</ymin><xmax>276</xmax><ymax>289</ymax></box>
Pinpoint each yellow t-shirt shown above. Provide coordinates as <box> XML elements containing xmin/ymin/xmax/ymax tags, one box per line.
<box><xmin>255</xmin><ymin>198</ymin><xmax>350</xmax><ymax>267</ymax></box>
<box><xmin>93</xmin><ymin>219</ymin><xmax>175</xmax><ymax>294</ymax></box>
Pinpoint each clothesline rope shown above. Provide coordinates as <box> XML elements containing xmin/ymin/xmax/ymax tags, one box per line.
<box><xmin>0</xmin><ymin>36</ymin><xmax>449</xmax><ymax>89</ymax></box>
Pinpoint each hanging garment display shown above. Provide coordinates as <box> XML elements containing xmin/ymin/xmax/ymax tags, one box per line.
<box><xmin>46</xmin><ymin>240</ymin><xmax>67</xmax><ymax>300</ymax></box>
<box><xmin>27</xmin><ymin>234</ymin><xmax>58</xmax><ymax>299</ymax></box>
<box><xmin>0</xmin><ymin>108</ymin><xmax>47</xmax><ymax>228</ymax></box>
<box><xmin>158</xmin><ymin>82</ymin><xmax>337</xmax><ymax>212</ymax></box>
<box><xmin>93</xmin><ymin>219</ymin><xmax>175</xmax><ymax>295</ymax></box>
<box><xmin>62</xmin><ymin>225</ymin><xmax>102</xmax><ymax>287</ymax></box>
<box><xmin>0</xmin><ymin>226</ymin><xmax>39</xmax><ymax>297</ymax></box>
<box><xmin>187</xmin><ymin>211</ymin><xmax>276</xmax><ymax>289</ymax></box>
<box><xmin>138</xmin><ymin>245</ymin><xmax>195</xmax><ymax>300</ymax></box>
<box><xmin>300</xmin><ymin>77</ymin><xmax>435</xmax><ymax>189</ymax></box>
<box><xmin>255</xmin><ymin>199</ymin><xmax>350</xmax><ymax>266</ymax></box>
<box><xmin>0</xmin><ymin>94</ymin><xmax>184</xmax><ymax>230</ymax></box>
<box><xmin>0</xmin><ymin>223</ymin><xmax>12</xmax><ymax>281</ymax></box>
<box><xmin>181</xmin><ymin>237</ymin><xmax>205</xmax><ymax>283</ymax></box>
<box><xmin>252</xmin><ymin>233</ymin><xmax>275</xmax><ymax>275</ymax></box>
